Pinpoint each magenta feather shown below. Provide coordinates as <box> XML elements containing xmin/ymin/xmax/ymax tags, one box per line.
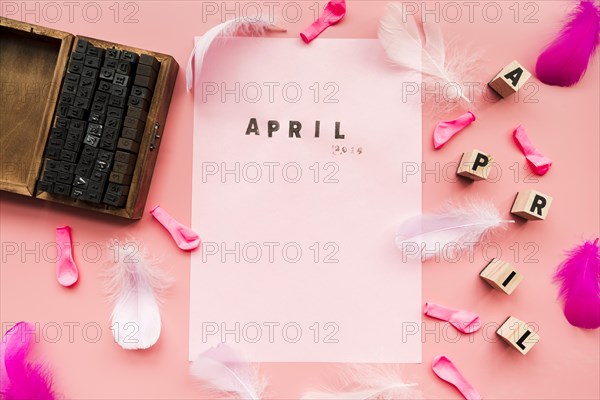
<box><xmin>553</xmin><ymin>239</ymin><xmax>600</xmax><ymax>329</ymax></box>
<box><xmin>1</xmin><ymin>322</ymin><xmax>57</xmax><ymax>400</ymax></box>
<box><xmin>536</xmin><ymin>0</ymin><xmax>600</xmax><ymax>86</ymax></box>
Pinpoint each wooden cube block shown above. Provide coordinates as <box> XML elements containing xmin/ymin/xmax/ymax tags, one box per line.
<box><xmin>480</xmin><ymin>258</ymin><xmax>523</xmax><ymax>295</ymax></box>
<box><xmin>511</xmin><ymin>190</ymin><xmax>553</xmax><ymax>220</ymax></box>
<box><xmin>456</xmin><ymin>149</ymin><xmax>492</xmax><ymax>181</ymax></box>
<box><xmin>488</xmin><ymin>60</ymin><xmax>531</xmax><ymax>98</ymax></box>
<box><xmin>496</xmin><ymin>316</ymin><xmax>539</xmax><ymax>355</ymax></box>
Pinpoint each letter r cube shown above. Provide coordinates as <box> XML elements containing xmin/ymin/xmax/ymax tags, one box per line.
<box><xmin>511</xmin><ymin>190</ymin><xmax>553</xmax><ymax>220</ymax></box>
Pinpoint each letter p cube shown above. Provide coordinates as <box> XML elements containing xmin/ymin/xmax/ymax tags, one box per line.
<box><xmin>456</xmin><ymin>149</ymin><xmax>492</xmax><ymax>181</ymax></box>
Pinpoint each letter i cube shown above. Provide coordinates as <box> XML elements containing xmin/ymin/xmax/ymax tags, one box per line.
<box><xmin>456</xmin><ymin>149</ymin><xmax>492</xmax><ymax>181</ymax></box>
<box><xmin>496</xmin><ymin>316</ymin><xmax>540</xmax><ymax>355</ymax></box>
<box><xmin>480</xmin><ymin>258</ymin><xmax>523</xmax><ymax>295</ymax></box>
<box><xmin>511</xmin><ymin>190</ymin><xmax>553</xmax><ymax>220</ymax></box>
<box><xmin>488</xmin><ymin>60</ymin><xmax>532</xmax><ymax>98</ymax></box>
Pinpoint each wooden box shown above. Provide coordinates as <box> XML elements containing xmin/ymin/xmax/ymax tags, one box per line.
<box><xmin>0</xmin><ymin>18</ymin><xmax>178</xmax><ymax>219</ymax></box>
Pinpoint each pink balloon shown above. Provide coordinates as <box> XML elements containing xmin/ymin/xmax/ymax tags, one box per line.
<box><xmin>55</xmin><ymin>226</ymin><xmax>79</xmax><ymax>287</ymax></box>
<box><xmin>300</xmin><ymin>0</ymin><xmax>346</xmax><ymax>43</ymax></box>
<box><xmin>424</xmin><ymin>302</ymin><xmax>481</xmax><ymax>334</ymax></box>
<box><xmin>150</xmin><ymin>205</ymin><xmax>201</xmax><ymax>251</ymax></box>
<box><xmin>432</xmin><ymin>355</ymin><xmax>482</xmax><ymax>400</ymax></box>
<box><xmin>513</xmin><ymin>124</ymin><xmax>552</xmax><ymax>175</ymax></box>
<box><xmin>433</xmin><ymin>111</ymin><xmax>476</xmax><ymax>149</ymax></box>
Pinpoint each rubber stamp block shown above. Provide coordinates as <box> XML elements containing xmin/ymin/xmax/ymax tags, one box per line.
<box><xmin>53</xmin><ymin>182</ymin><xmax>70</xmax><ymax>196</ymax></box>
<box><xmin>112</xmin><ymin>160</ymin><xmax>135</xmax><ymax>175</ymax></box>
<box><xmin>131</xmin><ymin>86</ymin><xmax>152</xmax><ymax>100</ymax></box>
<box><xmin>117</xmin><ymin>137</ymin><xmax>140</xmax><ymax>154</ymax></box>
<box><xmin>511</xmin><ymin>190</ymin><xmax>552</xmax><ymax>220</ymax></box>
<box><xmin>136</xmin><ymin>63</ymin><xmax>157</xmax><ymax>78</ymax></box>
<box><xmin>116</xmin><ymin>60</ymin><xmax>134</xmax><ymax>76</ymax></box>
<box><xmin>103</xmin><ymin>192</ymin><xmax>127</xmax><ymax>207</ymax></box>
<box><xmin>122</xmin><ymin>126</ymin><xmax>144</xmax><ymax>142</ymax></box>
<box><xmin>37</xmin><ymin>180</ymin><xmax>53</xmax><ymax>193</ymax></box>
<box><xmin>134</xmin><ymin>73</ymin><xmax>157</xmax><ymax>90</ymax></box>
<box><xmin>127</xmin><ymin>95</ymin><xmax>150</xmax><ymax>111</ymax></box>
<box><xmin>83</xmin><ymin>190</ymin><xmax>102</xmax><ymax>204</ymax></box>
<box><xmin>139</xmin><ymin>53</ymin><xmax>160</xmax><ymax>72</ymax></box>
<box><xmin>75</xmin><ymin>39</ymin><xmax>89</xmax><ymax>54</ymax></box>
<box><xmin>106</xmin><ymin>48</ymin><xmax>121</xmax><ymax>60</ymax></box>
<box><xmin>127</xmin><ymin>106</ymin><xmax>148</xmax><ymax>121</ymax></box>
<box><xmin>109</xmin><ymin>171</ymin><xmax>132</xmax><ymax>185</ymax></box>
<box><xmin>124</xmin><ymin>115</ymin><xmax>145</xmax><ymax>131</ymax></box>
<box><xmin>120</xmin><ymin>50</ymin><xmax>139</xmax><ymax>63</ymax></box>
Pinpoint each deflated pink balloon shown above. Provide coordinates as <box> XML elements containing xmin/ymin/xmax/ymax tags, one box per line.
<box><xmin>513</xmin><ymin>124</ymin><xmax>552</xmax><ymax>175</ymax></box>
<box><xmin>300</xmin><ymin>0</ymin><xmax>346</xmax><ymax>43</ymax></box>
<box><xmin>150</xmin><ymin>205</ymin><xmax>201</xmax><ymax>251</ymax></box>
<box><xmin>424</xmin><ymin>302</ymin><xmax>481</xmax><ymax>334</ymax></box>
<box><xmin>432</xmin><ymin>355</ymin><xmax>482</xmax><ymax>400</ymax></box>
<box><xmin>55</xmin><ymin>226</ymin><xmax>79</xmax><ymax>287</ymax></box>
<box><xmin>433</xmin><ymin>111</ymin><xmax>476</xmax><ymax>149</ymax></box>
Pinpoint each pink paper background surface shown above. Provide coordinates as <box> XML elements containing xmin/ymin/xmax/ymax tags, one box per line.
<box><xmin>190</xmin><ymin>38</ymin><xmax>422</xmax><ymax>362</ymax></box>
<box><xmin>1</xmin><ymin>1</ymin><xmax>599</xmax><ymax>398</ymax></box>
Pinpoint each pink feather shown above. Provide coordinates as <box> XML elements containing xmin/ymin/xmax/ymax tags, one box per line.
<box><xmin>536</xmin><ymin>0</ymin><xmax>600</xmax><ymax>86</ymax></box>
<box><xmin>1</xmin><ymin>322</ymin><xmax>57</xmax><ymax>400</ymax></box>
<box><xmin>553</xmin><ymin>239</ymin><xmax>600</xmax><ymax>329</ymax></box>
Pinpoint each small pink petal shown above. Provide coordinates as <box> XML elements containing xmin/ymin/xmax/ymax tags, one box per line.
<box><xmin>300</xmin><ymin>0</ymin><xmax>346</xmax><ymax>43</ymax></box>
<box><xmin>433</xmin><ymin>111</ymin><xmax>476</xmax><ymax>149</ymax></box>
<box><xmin>513</xmin><ymin>125</ymin><xmax>552</xmax><ymax>175</ymax></box>
<box><xmin>55</xmin><ymin>226</ymin><xmax>79</xmax><ymax>287</ymax></box>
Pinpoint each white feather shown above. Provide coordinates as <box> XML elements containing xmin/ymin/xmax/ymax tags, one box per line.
<box><xmin>186</xmin><ymin>18</ymin><xmax>286</xmax><ymax>91</ymax></box>
<box><xmin>378</xmin><ymin>3</ymin><xmax>482</xmax><ymax>114</ymax></box>
<box><xmin>396</xmin><ymin>199</ymin><xmax>514</xmax><ymax>261</ymax></box>
<box><xmin>190</xmin><ymin>344</ymin><xmax>265</xmax><ymax>399</ymax></box>
<box><xmin>301</xmin><ymin>364</ymin><xmax>422</xmax><ymax>400</ymax></box>
<box><xmin>105</xmin><ymin>240</ymin><xmax>172</xmax><ymax>350</ymax></box>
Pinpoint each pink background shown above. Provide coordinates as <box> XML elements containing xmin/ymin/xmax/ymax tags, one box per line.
<box><xmin>1</xmin><ymin>1</ymin><xmax>599</xmax><ymax>399</ymax></box>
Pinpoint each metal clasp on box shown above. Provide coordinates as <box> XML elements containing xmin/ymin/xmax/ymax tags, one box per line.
<box><xmin>150</xmin><ymin>122</ymin><xmax>160</xmax><ymax>151</ymax></box>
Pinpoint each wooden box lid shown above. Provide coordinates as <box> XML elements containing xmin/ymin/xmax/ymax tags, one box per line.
<box><xmin>0</xmin><ymin>19</ymin><xmax>73</xmax><ymax>196</ymax></box>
